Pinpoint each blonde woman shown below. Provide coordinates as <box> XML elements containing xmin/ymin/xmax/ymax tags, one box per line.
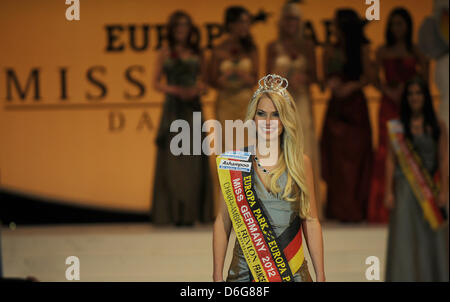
<box><xmin>212</xmin><ymin>74</ymin><xmax>325</xmax><ymax>282</ymax></box>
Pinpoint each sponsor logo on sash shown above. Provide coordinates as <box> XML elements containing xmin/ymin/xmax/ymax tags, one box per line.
<box><xmin>221</xmin><ymin>150</ymin><xmax>252</xmax><ymax>161</ymax></box>
<box><xmin>219</xmin><ymin>159</ymin><xmax>252</xmax><ymax>172</ymax></box>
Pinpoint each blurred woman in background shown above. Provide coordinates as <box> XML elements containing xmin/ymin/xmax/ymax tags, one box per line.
<box><xmin>208</xmin><ymin>5</ymin><xmax>259</xmax><ymax>152</ymax></box>
<box><xmin>368</xmin><ymin>7</ymin><xmax>429</xmax><ymax>224</ymax></box>
<box><xmin>266</xmin><ymin>1</ymin><xmax>323</xmax><ymax>219</ymax></box>
<box><xmin>320</xmin><ymin>9</ymin><xmax>373</xmax><ymax>222</ymax></box>
<box><xmin>384</xmin><ymin>78</ymin><xmax>448</xmax><ymax>281</ymax></box>
<box><xmin>151</xmin><ymin>11</ymin><xmax>214</xmax><ymax>226</ymax></box>
<box><xmin>207</xmin><ymin>6</ymin><xmax>259</xmax><ymax>211</ymax></box>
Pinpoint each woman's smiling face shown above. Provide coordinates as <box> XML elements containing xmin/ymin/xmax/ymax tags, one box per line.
<box><xmin>254</xmin><ymin>95</ymin><xmax>284</xmax><ymax>141</ymax></box>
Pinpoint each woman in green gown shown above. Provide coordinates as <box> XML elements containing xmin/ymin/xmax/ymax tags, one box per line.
<box><xmin>385</xmin><ymin>78</ymin><xmax>449</xmax><ymax>281</ymax></box>
<box><xmin>150</xmin><ymin>11</ymin><xmax>214</xmax><ymax>226</ymax></box>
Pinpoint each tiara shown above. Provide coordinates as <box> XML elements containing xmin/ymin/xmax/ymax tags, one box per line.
<box><xmin>251</xmin><ymin>74</ymin><xmax>291</xmax><ymax>104</ymax></box>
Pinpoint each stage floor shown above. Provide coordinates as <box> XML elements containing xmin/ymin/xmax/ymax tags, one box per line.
<box><xmin>1</xmin><ymin>222</ymin><xmax>388</xmax><ymax>282</ymax></box>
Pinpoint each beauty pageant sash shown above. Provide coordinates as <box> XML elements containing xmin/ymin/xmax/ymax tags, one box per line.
<box><xmin>216</xmin><ymin>150</ymin><xmax>305</xmax><ymax>282</ymax></box>
<box><xmin>387</xmin><ymin>119</ymin><xmax>446</xmax><ymax>230</ymax></box>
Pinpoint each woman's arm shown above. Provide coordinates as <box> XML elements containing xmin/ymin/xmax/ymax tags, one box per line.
<box><xmin>361</xmin><ymin>44</ymin><xmax>375</xmax><ymax>87</ymax></box>
<box><xmin>373</xmin><ymin>45</ymin><xmax>385</xmax><ymax>91</ymax></box>
<box><xmin>251</xmin><ymin>48</ymin><xmax>260</xmax><ymax>86</ymax></box>
<box><xmin>301</xmin><ymin>154</ymin><xmax>325</xmax><ymax>282</ymax></box>
<box><xmin>212</xmin><ymin>193</ymin><xmax>232</xmax><ymax>281</ymax></box>
<box><xmin>437</xmin><ymin>120</ymin><xmax>449</xmax><ymax>207</ymax></box>
<box><xmin>413</xmin><ymin>45</ymin><xmax>430</xmax><ymax>83</ymax></box>
<box><xmin>305</xmin><ymin>38</ymin><xmax>318</xmax><ymax>85</ymax></box>
<box><xmin>321</xmin><ymin>44</ymin><xmax>332</xmax><ymax>88</ymax></box>
<box><xmin>384</xmin><ymin>134</ymin><xmax>396</xmax><ymax>209</ymax></box>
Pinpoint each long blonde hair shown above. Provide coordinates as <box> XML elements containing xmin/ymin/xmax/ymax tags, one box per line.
<box><xmin>244</xmin><ymin>91</ymin><xmax>311</xmax><ymax>219</ymax></box>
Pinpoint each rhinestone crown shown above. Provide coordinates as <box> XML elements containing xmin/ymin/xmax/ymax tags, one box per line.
<box><xmin>252</xmin><ymin>74</ymin><xmax>290</xmax><ymax>104</ymax></box>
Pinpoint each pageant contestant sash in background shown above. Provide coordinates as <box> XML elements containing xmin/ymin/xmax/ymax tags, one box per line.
<box><xmin>387</xmin><ymin>119</ymin><xmax>447</xmax><ymax>230</ymax></box>
<box><xmin>216</xmin><ymin>150</ymin><xmax>304</xmax><ymax>282</ymax></box>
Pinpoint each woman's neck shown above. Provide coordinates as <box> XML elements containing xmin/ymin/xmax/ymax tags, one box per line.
<box><xmin>255</xmin><ymin>140</ymin><xmax>281</xmax><ymax>166</ymax></box>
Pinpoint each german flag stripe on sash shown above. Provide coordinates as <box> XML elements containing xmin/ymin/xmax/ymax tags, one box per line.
<box><xmin>217</xmin><ymin>151</ymin><xmax>304</xmax><ymax>282</ymax></box>
<box><xmin>277</xmin><ymin>216</ymin><xmax>305</xmax><ymax>274</ymax></box>
<box><xmin>408</xmin><ymin>140</ymin><xmax>446</xmax><ymax>225</ymax></box>
<box><xmin>249</xmin><ymin>216</ymin><xmax>305</xmax><ymax>282</ymax></box>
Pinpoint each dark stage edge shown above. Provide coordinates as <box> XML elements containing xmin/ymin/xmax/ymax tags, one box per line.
<box><xmin>0</xmin><ymin>187</ymin><xmax>150</xmax><ymax>225</ymax></box>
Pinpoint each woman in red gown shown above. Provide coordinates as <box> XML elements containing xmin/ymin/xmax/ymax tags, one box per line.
<box><xmin>320</xmin><ymin>9</ymin><xmax>374</xmax><ymax>222</ymax></box>
<box><xmin>367</xmin><ymin>7</ymin><xmax>429</xmax><ymax>223</ymax></box>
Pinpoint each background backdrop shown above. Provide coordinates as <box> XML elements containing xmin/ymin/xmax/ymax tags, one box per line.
<box><xmin>0</xmin><ymin>0</ymin><xmax>439</xmax><ymax>214</ymax></box>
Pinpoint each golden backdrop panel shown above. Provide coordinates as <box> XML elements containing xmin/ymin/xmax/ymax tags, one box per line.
<box><xmin>0</xmin><ymin>0</ymin><xmax>435</xmax><ymax>212</ymax></box>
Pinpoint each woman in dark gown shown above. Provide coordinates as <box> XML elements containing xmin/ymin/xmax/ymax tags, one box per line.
<box><xmin>368</xmin><ymin>8</ymin><xmax>429</xmax><ymax>223</ymax></box>
<box><xmin>320</xmin><ymin>9</ymin><xmax>373</xmax><ymax>222</ymax></box>
<box><xmin>385</xmin><ymin>78</ymin><xmax>448</xmax><ymax>281</ymax></box>
<box><xmin>150</xmin><ymin>11</ymin><xmax>214</xmax><ymax>226</ymax></box>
